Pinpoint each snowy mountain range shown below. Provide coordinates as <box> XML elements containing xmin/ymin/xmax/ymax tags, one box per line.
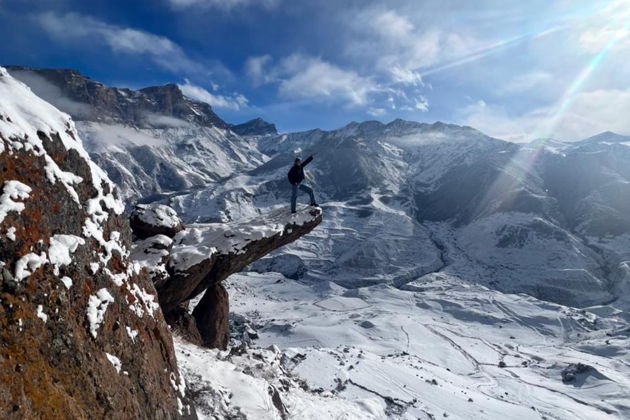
<box><xmin>5</xmin><ymin>66</ymin><xmax>630</xmax><ymax>419</ymax></box>
<box><xmin>7</xmin><ymin>66</ymin><xmax>264</xmax><ymax>201</ymax></box>
<box><xmin>8</xmin><ymin>66</ymin><xmax>630</xmax><ymax>308</ymax></box>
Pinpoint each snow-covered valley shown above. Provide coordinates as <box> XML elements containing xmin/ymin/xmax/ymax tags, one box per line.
<box><xmin>218</xmin><ymin>270</ymin><xmax>630</xmax><ymax>419</ymax></box>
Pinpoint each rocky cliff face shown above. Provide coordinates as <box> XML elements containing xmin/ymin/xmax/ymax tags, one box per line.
<box><xmin>5</xmin><ymin>67</ymin><xmax>265</xmax><ymax>204</ymax></box>
<box><xmin>0</xmin><ymin>68</ymin><xmax>194</xmax><ymax>419</ymax></box>
<box><xmin>131</xmin><ymin>204</ymin><xmax>322</xmax><ymax>348</ymax></box>
<box><xmin>6</xmin><ymin>66</ymin><xmax>228</xmax><ymax>129</ymax></box>
<box><xmin>230</xmin><ymin>118</ymin><xmax>278</xmax><ymax>137</ymax></box>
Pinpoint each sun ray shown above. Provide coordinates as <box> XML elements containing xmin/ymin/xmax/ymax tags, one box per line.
<box><xmin>472</xmin><ymin>9</ymin><xmax>629</xmax><ymax>219</ymax></box>
<box><xmin>421</xmin><ymin>26</ymin><xmax>565</xmax><ymax>77</ymax></box>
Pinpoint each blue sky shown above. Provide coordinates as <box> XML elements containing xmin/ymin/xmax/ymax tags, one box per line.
<box><xmin>1</xmin><ymin>0</ymin><xmax>629</xmax><ymax>140</ymax></box>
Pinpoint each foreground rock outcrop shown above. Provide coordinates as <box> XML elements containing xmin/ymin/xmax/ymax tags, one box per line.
<box><xmin>0</xmin><ymin>68</ymin><xmax>194</xmax><ymax>418</ymax></box>
<box><xmin>132</xmin><ymin>205</ymin><xmax>322</xmax><ymax>348</ymax></box>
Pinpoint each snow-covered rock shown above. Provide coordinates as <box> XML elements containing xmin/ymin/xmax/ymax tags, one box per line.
<box><xmin>249</xmin><ymin>254</ymin><xmax>308</xmax><ymax>280</ymax></box>
<box><xmin>159</xmin><ymin>206</ymin><xmax>322</xmax><ymax>311</ymax></box>
<box><xmin>130</xmin><ymin>203</ymin><xmax>184</xmax><ymax>239</ymax></box>
<box><xmin>0</xmin><ymin>67</ymin><xmax>194</xmax><ymax>418</ymax></box>
<box><xmin>141</xmin><ymin>206</ymin><xmax>322</xmax><ymax>348</ymax></box>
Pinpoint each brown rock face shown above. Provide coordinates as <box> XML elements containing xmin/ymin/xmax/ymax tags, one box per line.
<box><xmin>164</xmin><ymin>302</ymin><xmax>203</xmax><ymax>346</ymax></box>
<box><xmin>0</xmin><ymin>69</ymin><xmax>195</xmax><ymax>419</ymax></box>
<box><xmin>192</xmin><ymin>283</ymin><xmax>230</xmax><ymax>349</ymax></box>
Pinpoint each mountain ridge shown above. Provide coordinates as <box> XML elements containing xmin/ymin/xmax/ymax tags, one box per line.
<box><xmin>5</xmin><ymin>66</ymin><xmax>229</xmax><ymax>129</ymax></box>
<box><xmin>6</xmin><ymin>66</ymin><xmax>630</xmax><ymax>308</ymax></box>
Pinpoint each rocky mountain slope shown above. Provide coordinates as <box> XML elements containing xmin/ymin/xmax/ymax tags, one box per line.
<box><xmin>162</xmin><ymin>120</ymin><xmax>630</xmax><ymax>309</ymax></box>
<box><xmin>5</xmin><ymin>66</ymin><xmax>227</xmax><ymax>128</ymax></box>
<box><xmin>230</xmin><ymin>117</ymin><xmax>278</xmax><ymax>137</ymax></box>
<box><xmin>0</xmin><ymin>68</ymin><xmax>194</xmax><ymax>418</ymax></box>
<box><xmin>6</xmin><ymin>67</ymin><xmax>264</xmax><ymax>202</ymax></box>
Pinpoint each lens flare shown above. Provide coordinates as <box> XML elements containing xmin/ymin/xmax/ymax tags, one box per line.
<box><xmin>421</xmin><ymin>26</ymin><xmax>565</xmax><ymax>77</ymax></box>
<box><xmin>537</xmin><ymin>23</ymin><xmax>629</xmax><ymax>139</ymax></box>
<box><xmin>472</xmin><ymin>7</ymin><xmax>629</xmax><ymax>219</ymax></box>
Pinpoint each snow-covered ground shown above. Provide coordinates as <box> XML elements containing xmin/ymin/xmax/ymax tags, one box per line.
<box><xmin>177</xmin><ymin>270</ymin><xmax>630</xmax><ymax>419</ymax></box>
<box><xmin>166</xmin><ymin>128</ymin><xmax>630</xmax><ymax>418</ymax></box>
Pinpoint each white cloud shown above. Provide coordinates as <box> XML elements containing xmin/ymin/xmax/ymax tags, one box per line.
<box><xmin>461</xmin><ymin>100</ymin><xmax>538</xmax><ymax>142</ymax></box>
<box><xmin>247</xmin><ymin>53</ymin><xmax>386</xmax><ymax>107</ymax></box>
<box><xmin>142</xmin><ymin>113</ymin><xmax>191</xmax><ymax>128</ymax></box>
<box><xmin>461</xmin><ymin>88</ymin><xmax>630</xmax><ymax>142</ymax></box>
<box><xmin>36</xmin><ymin>12</ymin><xmax>208</xmax><ymax>75</ymax></box>
<box><xmin>179</xmin><ymin>79</ymin><xmax>248</xmax><ymax>110</ymax></box>
<box><xmin>499</xmin><ymin>71</ymin><xmax>553</xmax><ymax>95</ymax></box>
<box><xmin>367</xmin><ymin>107</ymin><xmax>386</xmax><ymax>117</ymax></box>
<box><xmin>276</xmin><ymin>54</ymin><xmax>379</xmax><ymax>106</ymax></box>
<box><xmin>167</xmin><ymin>0</ymin><xmax>280</xmax><ymax>10</ymax></box>
<box><xmin>9</xmin><ymin>70</ymin><xmax>94</xmax><ymax>119</ymax></box>
<box><xmin>245</xmin><ymin>54</ymin><xmax>273</xmax><ymax>86</ymax></box>
<box><xmin>577</xmin><ymin>0</ymin><xmax>630</xmax><ymax>54</ymax></box>
<box><xmin>346</xmin><ymin>7</ymin><xmax>482</xmax><ymax>86</ymax></box>
<box><xmin>414</xmin><ymin>97</ymin><xmax>429</xmax><ymax>112</ymax></box>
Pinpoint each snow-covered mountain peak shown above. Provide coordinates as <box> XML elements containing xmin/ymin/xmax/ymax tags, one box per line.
<box><xmin>4</xmin><ymin>66</ymin><xmax>268</xmax><ymax>202</ymax></box>
<box><xmin>578</xmin><ymin>130</ymin><xmax>630</xmax><ymax>145</ymax></box>
<box><xmin>6</xmin><ymin>66</ymin><xmax>228</xmax><ymax>129</ymax></box>
<box><xmin>230</xmin><ymin>117</ymin><xmax>278</xmax><ymax>137</ymax></box>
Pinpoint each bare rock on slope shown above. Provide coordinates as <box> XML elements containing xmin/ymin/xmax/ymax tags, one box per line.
<box><xmin>193</xmin><ymin>283</ymin><xmax>230</xmax><ymax>349</ymax></box>
<box><xmin>0</xmin><ymin>68</ymin><xmax>195</xmax><ymax>419</ymax></box>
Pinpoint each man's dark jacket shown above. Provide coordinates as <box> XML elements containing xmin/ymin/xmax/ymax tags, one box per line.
<box><xmin>287</xmin><ymin>156</ymin><xmax>313</xmax><ymax>185</ymax></box>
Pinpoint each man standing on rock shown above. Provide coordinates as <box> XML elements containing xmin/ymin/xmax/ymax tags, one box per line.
<box><xmin>288</xmin><ymin>155</ymin><xmax>318</xmax><ymax>213</ymax></box>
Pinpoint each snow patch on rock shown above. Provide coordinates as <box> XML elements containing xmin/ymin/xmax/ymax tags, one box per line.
<box><xmin>0</xmin><ymin>180</ymin><xmax>31</xmax><ymax>224</ymax></box>
<box><xmin>14</xmin><ymin>252</ymin><xmax>47</xmax><ymax>281</ymax></box>
<box><xmin>60</xmin><ymin>276</ymin><xmax>73</xmax><ymax>289</ymax></box>
<box><xmin>105</xmin><ymin>352</ymin><xmax>122</xmax><ymax>374</ymax></box>
<box><xmin>47</xmin><ymin>234</ymin><xmax>85</xmax><ymax>275</ymax></box>
<box><xmin>36</xmin><ymin>304</ymin><xmax>48</xmax><ymax>323</ymax></box>
<box><xmin>6</xmin><ymin>226</ymin><xmax>16</xmax><ymax>241</ymax></box>
<box><xmin>136</xmin><ymin>204</ymin><xmax>182</xmax><ymax>229</ymax></box>
<box><xmin>87</xmin><ymin>288</ymin><xmax>115</xmax><ymax>338</ymax></box>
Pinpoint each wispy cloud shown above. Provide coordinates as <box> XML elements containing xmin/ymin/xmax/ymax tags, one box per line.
<box><xmin>246</xmin><ymin>53</ymin><xmax>383</xmax><ymax>107</ymax></box>
<box><xmin>345</xmin><ymin>7</ymin><xmax>483</xmax><ymax>86</ymax></box>
<box><xmin>367</xmin><ymin>107</ymin><xmax>386</xmax><ymax>117</ymax></box>
<box><xmin>36</xmin><ymin>12</ymin><xmax>213</xmax><ymax>76</ymax></box>
<box><xmin>9</xmin><ymin>69</ymin><xmax>94</xmax><ymax>119</ymax></box>
<box><xmin>462</xmin><ymin>87</ymin><xmax>630</xmax><ymax>142</ymax></box>
<box><xmin>167</xmin><ymin>0</ymin><xmax>281</xmax><ymax>11</ymax></box>
<box><xmin>179</xmin><ymin>79</ymin><xmax>248</xmax><ymax>110</ymax></box>
<box><xmin>245</xmin><ymin>55</ymin><xmax>274</xmax><ymax>87</ymax></box>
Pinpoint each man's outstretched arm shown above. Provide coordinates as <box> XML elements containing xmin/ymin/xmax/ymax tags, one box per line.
<box><xmin>301</xmin><ymin>155</ymin><xmax>314</xmax><ymax>167</ymax></box>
